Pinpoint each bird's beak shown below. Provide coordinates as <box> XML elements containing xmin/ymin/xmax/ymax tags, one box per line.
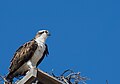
<box><xmin>48</xmin><ymin>33</ymin><xmax>51</xmax><ymax>36</ymax></box>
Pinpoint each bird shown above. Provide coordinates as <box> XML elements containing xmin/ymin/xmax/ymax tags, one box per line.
<box><xmin>5</xmin><ymin>30</ymin><xmax>50</xmax><ymax>83</ymax></box>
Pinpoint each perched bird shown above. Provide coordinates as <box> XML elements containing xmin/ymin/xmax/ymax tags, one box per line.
<box><xmin>5</xmin><ymin>30</ymin><xmax>50</xmax><ymax>83</ymax></box>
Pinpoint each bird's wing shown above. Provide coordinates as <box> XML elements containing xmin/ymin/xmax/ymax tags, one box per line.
<box><xmin>9</xmin><ymin>39</ymin><xmax>38</xmax><ymax>73</ymax></box>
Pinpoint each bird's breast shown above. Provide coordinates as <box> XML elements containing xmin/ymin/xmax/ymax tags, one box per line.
<box><xmin>30</xmin><ymin>43</ymin><xmax>46</xmax><ymax>66</ymax></box>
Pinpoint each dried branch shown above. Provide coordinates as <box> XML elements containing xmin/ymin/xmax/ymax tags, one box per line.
<box><xmin>106</xmin><ymin>80</ymin><xmax>108</xmax><ymax>84</ymax></box>
<box><xmin>0</xmin><ymin>74</ymin><xmax>5</xmax><ymax>83</ymax></box>
<box><xmin>49</xmin><ymin>69</ymin><xmax>89</xmax><ymax>84</ymax></box>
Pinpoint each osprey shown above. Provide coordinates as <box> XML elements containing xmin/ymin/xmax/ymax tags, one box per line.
<box><xmin>5</xmin><ymin>30</ymin><xmax>50</xmax><ymax>83</ymax></box>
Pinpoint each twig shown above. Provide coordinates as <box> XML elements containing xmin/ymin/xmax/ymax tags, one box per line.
<box><xmin>106</xmin><ymin>80</ymin><xmax>108</xmax><ymax>84</ymax></box>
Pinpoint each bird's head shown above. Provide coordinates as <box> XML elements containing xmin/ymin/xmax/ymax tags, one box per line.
<box><xmin>35</xmin><ymin>30</ymin><xmax>50</xmax><ymax>43</ymax></box>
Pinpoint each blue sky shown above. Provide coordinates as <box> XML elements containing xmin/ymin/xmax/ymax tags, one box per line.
<box><xmin>0</xmin><ymin>0</ymin><xmax>120</xmax><ymax>84</ymax></box>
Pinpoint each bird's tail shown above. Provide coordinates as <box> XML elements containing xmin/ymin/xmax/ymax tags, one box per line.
<box><xmin>2</xmin><ymin>73</ymin><xmax>13</xmax><ymax>84</ymax></box>
<box><xmin>0</xmin><ymin>73</ymin><xmax>12</xmax><ymax>84</ymax></box>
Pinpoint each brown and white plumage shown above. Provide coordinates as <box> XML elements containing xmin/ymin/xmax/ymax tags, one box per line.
<box><xmin>5</xmin><ymin>30</ymin><xmax>50</xmax><ymax>83</ymax></box>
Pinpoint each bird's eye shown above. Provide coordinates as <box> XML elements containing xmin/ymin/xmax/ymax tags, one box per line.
<box><xmin>45</xmin><ymin>31</ymin><xmax>48</xmax><ymax>33</ymax></box>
